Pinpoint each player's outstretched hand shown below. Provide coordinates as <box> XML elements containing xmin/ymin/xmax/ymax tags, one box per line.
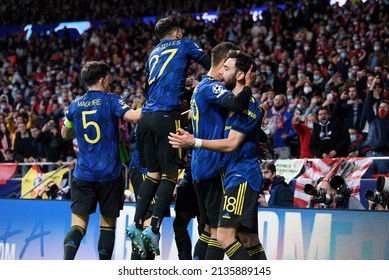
<box><xmin>168</xmin><ymin>128</ymin><xmax>195</xmax><ymax>148</ymax></box>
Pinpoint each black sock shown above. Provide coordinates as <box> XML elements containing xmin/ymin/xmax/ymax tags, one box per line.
<box><xmin>134</xmin><ymin>176</ymin><xmax>160</xmax><ymax>229</ymax></box>
<box><xmin>193</xmin><ymin>231</ymin><xmax>210</xmax><ymax>260</ymax></box>
<box><xmin>63</xmin><ymin>225</ymin><xmax>85</xmax><ymax>260</ymax></box>
<box><xmin>175</xmin><ymin>231</ymin><xmax>192</xmax><ymax>260</ymax></box>
<box><xmin>247</xmin><ymin>243</ymin><xmax>267</xmax><ymax>260</ymax></box>
<box><xmin>248</xmin><ymin>243</ymin><xmax>267</xmax><ymax>260</ymax></box>
<box><xmin>98</xmin><ymin>226</ymin><xmax>115</xmax><ymax>260</ymax></box>
<box><xmin>205</xmin><ymin>238</ymin><xmax>225</xmax><ymax>260</ymax></box>
<box><xmin>150</xmin><ymin>176</ymin><xmax>176</xmax><ymax>233</ymax></box>
<box><xmin>224</xmin><ymin>240</ymin><xmax>251</xmax><ymax>260</ymax></box>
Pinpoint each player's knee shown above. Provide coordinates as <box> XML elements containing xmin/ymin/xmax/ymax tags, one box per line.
<box><xmin>216</xmin><ymin>227</ymin><xmax>236</xmax><ymax>248</ymax></box>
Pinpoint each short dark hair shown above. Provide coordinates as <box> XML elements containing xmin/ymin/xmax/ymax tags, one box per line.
<box><xmin>261</xmin><ymin>161</ymin><xmax>276</xmax><ymax>173</ymax></box>
<box><xmin>211</xmin><ymin>42</ymin><xmax>240</xmax><ymax>67</ymax></box>
<box><xmin>226</xmin><ymin>50</ymin><xmax>257</xmax><ymax>73</ymax></box>
<box><xmin>154</xmin><ymin>16</ymin><xmax>180</xmax><ymax>40</ymax></box>
<box><xmin>318</xmin><ymin>106</ymin><xmax>330</xmax><ymax>114</ymax></box>
<box><xmin>81</xmin><ymin>61</ymin><xmax>109</xmax><ymax>87</ymax></box>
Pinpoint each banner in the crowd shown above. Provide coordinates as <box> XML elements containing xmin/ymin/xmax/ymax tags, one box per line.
<box><xmin>0</xmin><ymin>163</ymin><xmax>18</xmax><ymax>184</ymax></box>
<box><xmin>294</xmin><ymin>157</ymin><xmax>373</xmax><ymax>208</ymax></box>
<box><xmin>274</xmin><ymin>159</ymin><xmax>305</xmax><ymax>184</ymax></box>
<box><xmin>20</xmin><ymin>165</ymin><xmax>70</xmax><ymax>199</ymax></box>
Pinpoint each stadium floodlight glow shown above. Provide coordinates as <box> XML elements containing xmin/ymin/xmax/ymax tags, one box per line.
<box><xmin>23</xmin><ymin>24</ymin><xmax>33</xmax><ymax>40</ymax></box>
<box><xmin>54</xmin><ymin>21</ymin><xmax>91</xmax><ymax>35</ymax></box>
<box><xmin>23</xmin><ymin>21</ymin><xmax>91</xmax><ymax>40</ymax></box>
<box><xmin>195</xmin><ymin>12</ymin><xmax>218</xmax><ymax>23</ymax></box>
<box><xmin>250</xmin><ymin>7</ymin><xmax>266</xmax><ymax>21</ymax></box>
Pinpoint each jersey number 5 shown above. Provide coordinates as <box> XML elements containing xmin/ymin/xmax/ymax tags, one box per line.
<box><xmin>82</xmin><ymin>110</ymin><xmax>101</xmax><ymax>144</ymax></box>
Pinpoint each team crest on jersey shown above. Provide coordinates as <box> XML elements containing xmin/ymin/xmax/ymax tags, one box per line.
<box><xmin>212</xmin><ymin>84</ymin><xmax>223</xmax><ymax>94</ymax></box>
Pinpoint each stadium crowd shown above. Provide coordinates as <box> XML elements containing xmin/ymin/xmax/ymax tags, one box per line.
<box><xmin>0</xmin><ymin>0</ymin><xmax>388</xmax><ymax>179</ymax></box>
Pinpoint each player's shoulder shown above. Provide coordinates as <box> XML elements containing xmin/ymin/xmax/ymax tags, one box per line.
<box><xmin>199</xmin><ymin>75</ymin><xmax>221</xmax><ymax>87</ymax></box>
<box><xmin>181</xmin><ymin>38</ymin><xmax>203</xmax><ymax>49</ymax></box>
<box><xmin>106</xmin><ymin>92</ymin><xmax>120</xmax><ymax>98</ymax></box>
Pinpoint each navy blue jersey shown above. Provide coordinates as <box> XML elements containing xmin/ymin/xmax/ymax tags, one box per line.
<box><xmin>190</xmin><ymin>75</ymin><xmax>236</xmax><ymax>181</ymax></box>
<box><xmin>64</xmin><ymin>90</ymin><xmax>130</xmax><ymax>182</ymax></box>
<box><xmin>142</xmin><ymin>38</ymin><xmax>208</xmax><ymax>112</ymax></box>
<box><xmin>223</xmin><ymin>97</ymin><xmax>263</xmax><ymax>192</ymax></box>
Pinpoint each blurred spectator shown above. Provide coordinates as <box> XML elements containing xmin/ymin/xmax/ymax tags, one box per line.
<box><xmin>35</xmin><ymin>120</ymin><xmax>68</xmax><ymax>171</ymax></box>
<box><xmin>335</xmin><ymin>46</ymin><xmax>350</xmax><ymax>80</ymax></box>
<box><xmin>258</xmin><ymin>162</ymin><xmax>294</xmax><ymax>207</ymax></box>
<box><xmin>34</xmin><ymin>103</ymin><xmax>51</xmax><ymax>128</ymax></box>
<box><xmin>309</xmin><ymin>106</ymin><xmax>350</xmax><ymax>158</ymax></box>
<box><xmin>360</xmin><ymin>77</ymin><xmax>385</xmax><ymax>135</ymax></box>
<box><xmin>322</xmin><ymin>84</ymin><xmax>339</xmax><ymax>113</ymax></box>
<box><xmin>295</xmin><ymin>78</ymin><xmax>315</xmax><ymax>100</ymax></box>
<box><xmin>366</xmin><ymin>40</ymin><xmax>389</xmax><ymax>70</ymax></box>
<box><xmin>35</xmin><ymin>180</ymin><xmax>69</xmax><ymax>200</ymax></box>
<box><xmin>347</xmin><ymin>127</ymin><xmax>365</xmax><ymax>157</ymax></box>
<box><xmin>306</xmin><ymin>177</ymin><xmax>365</xmax><ymax>210</ymax></box>
<box><xmin>261</xmin><ymin>116</ymin><xmax>276</xmax><ymax>159</ymax></box>
<box><xmin>268</xmin><ymin>94</ymin><xmax>296</xmax><ymax>159</ymax></box>
<box><xmin>260</xmin><ymin>90</ymin><xmax>276</xmax><ymax>110</ymax></box>
<box><xmin>273</xmin><ymin>62</ymin><xmax>289</xmax><ymax>94</ymax></box>
<box><xmin>0</xmin><ymin>122</ymin><xmax>13</xmax><ymax>157</ymax></box>
<box><xmin>13</xmin><ymin>91</ymin><xmax>29</xmax><ymax>111</ymax></box>
<box><xmin>304</xmin><ymin>90</ymin><xmax>324</xmax><ymax>117</ymax></box>
<box><xmin>13</xmin><ymin>121</ymin><xmax>35</xmax><ymax>176</ymax></box>
<box><xmin>0</xmin><ymin>148</ymin><xmax>15</xmax><ymax>163</ymax></box>
<box><xmin>292</xmin><ymin>110</ymin><xmax>316</xmax><ymax>159</ymax></box>
<box><xmin>348</xmin><ymin>39</ymin><xmax>367</xmax><ymax>66</ymax></box>
<box><xmin>312</xmin><ymin>68</ymin><xmax>327</xmax><ymax>92</ymax></box>
<box><xmin>361</xmin><ymin>76</ymin><xmax>389</xmax><ymax>177</ymax></box>
<box><xmin>332</xmin><ymin>85</ymin><xmax>364</xmax><ymax>130</ymax></box>
<box><xmin>0</xmin><ymin>94</ymin><xmax>12</xmax><ymax>113</ymax></box>
<box><xmin>30</xmin><ymin>125</ymin><xmax>44</xmax><ymax>162</ymax></box>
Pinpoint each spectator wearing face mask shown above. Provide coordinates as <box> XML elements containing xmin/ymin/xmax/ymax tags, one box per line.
<box><xmin>348</xmin><ymin>39</ymin><xmax>367</xmax><ymax>67</ymax></box>
<box><xmin>273</xmin><ymin>62</ymin><xmax>289</xmax><ymax>94</ymax></box>
<box><xmin>268</xmin><ymin>94</ymin><xmax>296</xmax><ymax>159</ymax></box>
<box><xmin>347</xmin><ymin>127</ymin><xmax>365</xmax><ymax>157</ymax></box>
<box><xmin>366</xmin><ymin>40</ymin><xmax>389</xmax><ymax>70</ymax></box>
<box><xmin>263</xmin><ymin>64</ymin><xmax>275</xmax><ymax>89</ymax></box>
<box><xmin>295</xmin><ymin>78</ymin><xmax>315</xmax><ymax>101</ymax></box>
<box><xmin>336</xmin><ymin>46</ymin><xmax>351</xmax><ymax>81</ymax></box>
<box><xmin>292</xmin><ymin>110</ymin><xmax>316</xmax><ymax>159</ymax></box>
<box><xmin>361</xmin><ymin>76</ymin><xmax>389</xmax><ymax>177</ymax></box>
<box><xmin>312</xmin><ymin>69</ymin><xmax>327</xmax><ymax>92</ymax></box>
<box><xmin>309</xmin><ymin>106</ymin><xmax>350</xmax><ymax>159</ymax></box>
<box><xmin>0</xmin><ymin>94</ymin><xmax>12</xmax><ymax>113</ymax></box>
<box><xmin>258</xmin><ymin>162</ymin><xmax>294</xmax><ymax>207</ymax></box>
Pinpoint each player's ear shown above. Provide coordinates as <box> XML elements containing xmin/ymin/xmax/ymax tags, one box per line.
<box><xmin>174</xmin><ymin>28</ymin><xmax>182</xmax><ymax>39</ymax></box>
<box><xmin>99</xmin><ymin>76</ymin><xmax>105</xmax><ymax>86</ymax></box>
<box><xmin>236</xmin><ymin>71</ymin><xmax>245</xmax><ymax>81</ymax></box>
